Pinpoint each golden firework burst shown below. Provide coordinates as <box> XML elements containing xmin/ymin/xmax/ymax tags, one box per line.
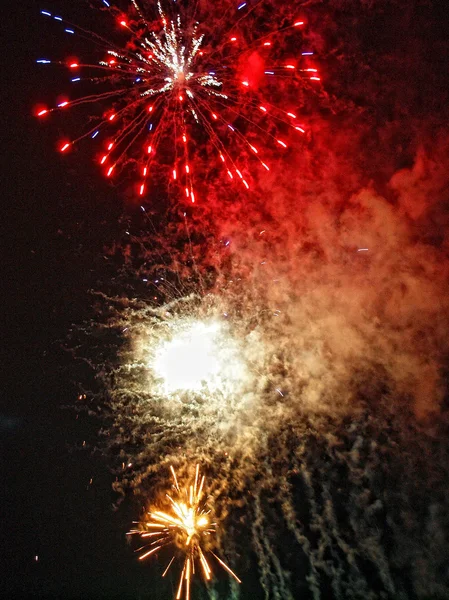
<box><xmin>128</xmin><ymin>465</ymin><xmax>240</xmax><ymax>600</ymax></box>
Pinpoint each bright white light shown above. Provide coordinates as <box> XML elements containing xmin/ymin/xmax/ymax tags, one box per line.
<box><xmin>153</xmin><ymin>320</ymin><xmax>246</xmax><ymax>395</ymax></box>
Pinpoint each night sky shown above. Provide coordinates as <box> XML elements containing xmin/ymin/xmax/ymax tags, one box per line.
<box><xmin>2</xmin><ymin>1</ymin><xmax>449</xmax><ymax>599</ymax></box>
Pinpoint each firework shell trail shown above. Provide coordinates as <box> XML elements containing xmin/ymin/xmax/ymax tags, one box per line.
<box><xmin>35</xmin><ymin>0</ymin><xmax>320</xmax><ymax>202</ymax></box>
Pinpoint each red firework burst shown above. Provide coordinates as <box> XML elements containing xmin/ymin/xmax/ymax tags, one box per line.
<box><xmin>35</xmin><ymin>0</ymin><xmax>321</xmax><ymax>202</ymax></box>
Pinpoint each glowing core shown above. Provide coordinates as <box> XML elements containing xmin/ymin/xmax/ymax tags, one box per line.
<box><xmin>153</xmin><ymin>320</ymin><xmax>246</xmax><ymax>394</ymax></box>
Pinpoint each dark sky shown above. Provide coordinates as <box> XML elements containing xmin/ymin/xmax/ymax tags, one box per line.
<box><xmin>1</xmin><ymin>1</ymin><xmax>142</xmax><ymax>598</ymax></box>
<box><xmin>2</xmin><ymin>1</ymin><xmax>449</xmax><ymax>599</ymax></box>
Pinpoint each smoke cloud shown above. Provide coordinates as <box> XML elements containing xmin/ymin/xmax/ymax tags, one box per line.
<box><xmin>74</xmin><ymin>1</ymin><xmax>449</xmax><ymax>597</ymax></box>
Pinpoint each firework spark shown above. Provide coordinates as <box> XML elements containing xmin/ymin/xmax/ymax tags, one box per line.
<box><xmin>35</xmin><ymin>0</ymin><xmax>319</xmax><ymax>201</ymax></box>
<box><xmin>128</xmin><ymin>465</ymin><xmax>240</xmax><ymax>600</ymax></box>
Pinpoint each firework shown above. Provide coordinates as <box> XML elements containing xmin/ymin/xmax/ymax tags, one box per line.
<box><xmin>35</xmin><ymin>0</ymin><xmax>320</xmax><ymax>201</ymax></box>
<box><xmin>81</xmin><ymin>211</ymin><xmax>449</xmax><ymax>598</ymax></box>
<box><xmin>152</xmin><ymin>318</ymin><xmax>249</xmax><ymax>395</ymax></box>
<box><xmin>128</xmin><ymin>465</ymin><xmax>240</xmax><ymax>600</ymax></box>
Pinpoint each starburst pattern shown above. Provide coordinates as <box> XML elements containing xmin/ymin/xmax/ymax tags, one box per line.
<box><xmin>127</xmin><ymin>465</ymin><xmax>240</xmax><ymax>600</ymax></box>
<box><xmin>35</xmin><ymin>0</ymin><xmax>320</xmax><ymax>201</ymax></box>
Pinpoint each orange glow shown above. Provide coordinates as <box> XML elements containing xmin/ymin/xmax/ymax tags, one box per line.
<box><xmin>129</xmin><ymin>466</ymin><xmax>240</xmax><ymax>600</ymax></box>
